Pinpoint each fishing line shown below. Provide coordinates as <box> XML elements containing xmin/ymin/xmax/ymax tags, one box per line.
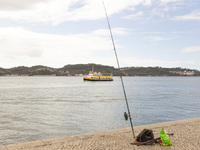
<box><xmin>102</xmin><ymin>0</ymin><xmax>135</xmax><ymax>139</ymax></box>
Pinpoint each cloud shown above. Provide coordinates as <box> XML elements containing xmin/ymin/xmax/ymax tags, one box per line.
<box><xmin>144</xmin><ymin>36</ymin><xmax>177</xmax><ymax>41</ymax></box>
<box><xmin>0</xmin><ymin>0</ymin><xmax>189</xmax><ymax>25</ymax></box>
<box><xmin>145</xmin><ymin>36</ymin><xmax>167</xmax><ymax>41</ymax></box>
<box><xmin>181</xmin><ymin>46</ymin><xmax>200</xmax><ymax>53</ymax></box>
<box><xmin>111</xmin><ymin>28</ymin><xmax>131</xmax><ymax>36</ymax></box>
<box><xmin>173</xmin><ymin>10</ymin><xmax>200</xmax><ymax>21</ymax></box>
<box><xmin>0</xmin><ymin>27</ymin><xmax>43</xmax><ymax>58</ymax></box>
<box><xmin>0</xmin><ymin>0</ymin><xmax>48</xmax><ymax>11</ymax></box>
<box><xmin>0</xmin><ymin>27</ymin><xmax>122</xmax><ymax>68</ymax></box>
<box><xmin>120</xmin><ymin>57</ymin><xmax>196</xmax><ymax>69</ymax></box>
<box><xmin>172</xmin><ymin>10</ymin><xmax>200</xmax><ymax>21</ymax></box>
<box><xmin>160</xmin><ymin>0</ymin><xmax>182</xmax><ymax>3</ymax></box>
<box><xmin>143</xmin><ymin>0</ymin><xmax>152</xmax><ymax>6</ymax></box>
<box><xmin>0</xmin><ymin>0</ymin><xmax>191</xmax><ymax>25</ymax></box>
<box><xmin>122</xmin><ymin>11</ymin><xmax>143</xmax><ymax>20</ymax></box>
<box><xmin>91</xmin><ymin>28</ymin><xmax>130</xmax><ymax>37</ymax></box>
<box><xmin>149</xmin><ymin>0</ymin><xmax>184</xmax><ymax>18</ymax></box>
<box><xmin>0</xmin><ymin>0</ymin><xmax>150</xmax><ymax>25</ymax></box>
<box><xmin>165</xmin><ymin>49</ymin><xmax>174</xmax><ymax>52</ymax></box>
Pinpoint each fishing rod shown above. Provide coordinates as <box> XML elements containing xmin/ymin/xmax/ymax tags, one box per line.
<box><xmin>102</xmin><ymin>0</ymin><xmax>135</xmax><ymax>139</ymax></box>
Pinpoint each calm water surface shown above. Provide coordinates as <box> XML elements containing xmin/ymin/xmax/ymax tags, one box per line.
<box><xmin>0</xmin><ymin>76</ymin><xmax>200</xmax><ymax>145</ymax></box>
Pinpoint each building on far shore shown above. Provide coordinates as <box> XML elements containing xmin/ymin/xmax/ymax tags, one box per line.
<box><xmin>170</xmin><ymin>70</ymin><xmax>195</xmax><ymax>76</ymax></box>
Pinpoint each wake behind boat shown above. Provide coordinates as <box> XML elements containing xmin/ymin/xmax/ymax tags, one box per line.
<box><xmin>83</xmin><ymin>71</ymin><xmax>113</xmax><ymax>81</ymax></box>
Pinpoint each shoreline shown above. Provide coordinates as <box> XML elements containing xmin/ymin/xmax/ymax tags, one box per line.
<box><xmin>1</xmin><ymin>118</ymin><xmax>200</xmax><ymax>150</ymax></box>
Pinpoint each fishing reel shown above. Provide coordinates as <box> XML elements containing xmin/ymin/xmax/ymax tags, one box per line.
<box><xmin>124</xmin><ymin>112</ymin><xmax>128</xmax><ymax>121</ymax></box>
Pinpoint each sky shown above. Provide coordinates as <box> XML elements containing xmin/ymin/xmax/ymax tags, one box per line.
<box><xmin>0</xmin><ymin>0</ymin><xmax>200</xmax><ymax>70</ymax></box>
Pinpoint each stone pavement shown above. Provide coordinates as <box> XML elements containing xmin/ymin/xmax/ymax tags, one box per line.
<box><xmin>0</xmin><ymin>118</ymin><xmax>200</xmax><ymax>150</ymax></box>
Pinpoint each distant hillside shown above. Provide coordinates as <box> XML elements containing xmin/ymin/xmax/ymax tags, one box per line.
<box><xmin>0</xmin><ymin>64</ymin><xmax>200</xmax><ymax>76</ymax></box>
<box><xmin>121</xmin><ymin>67</ymin><xmax>200</xmax><ymax>76</ymax></box>
<box><xmin>58</xmin><ymin>64</ymin><xmax>117</xmax><ymax>76</ymax></box>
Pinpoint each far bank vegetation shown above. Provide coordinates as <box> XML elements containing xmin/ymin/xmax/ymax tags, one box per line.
<box><xmin>0</xmin><ymin>64</ymin><xmax>200</xmax><ymax>76</ymax></box>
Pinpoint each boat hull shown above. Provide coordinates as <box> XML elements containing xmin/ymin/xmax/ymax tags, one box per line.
<box><xmin>83</xmin><ymin>77</ymin><xmax>113</xmax><ymax>81</ymax></box>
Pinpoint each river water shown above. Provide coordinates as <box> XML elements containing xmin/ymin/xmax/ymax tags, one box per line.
<box><xmin>0</xmin><ymin>76</ymin><xmax>200</xmax><ymax>145</ymax></box>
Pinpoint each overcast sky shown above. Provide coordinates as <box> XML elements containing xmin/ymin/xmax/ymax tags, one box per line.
<box><xmin>0</xmin><ymin>0</ymin><xmax>200</xmax><ymax>70</ymax></box>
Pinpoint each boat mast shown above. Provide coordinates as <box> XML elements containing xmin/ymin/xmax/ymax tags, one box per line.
<box><xmin>102</xmin><ymin>0</ymin><xmax>135</xmax><ymax>139</ymax></box>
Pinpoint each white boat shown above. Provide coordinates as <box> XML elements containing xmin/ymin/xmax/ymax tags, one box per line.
<box><xmin>83</xmin><ymin>71</ymin><xmax>113</xmax><ymax>81</ymax></box>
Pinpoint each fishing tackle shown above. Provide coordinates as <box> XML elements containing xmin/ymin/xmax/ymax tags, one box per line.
<box><xmin>158</xmin><ymin>128</ymin><xmax>173</xmax><ymax>146</ymax></box>
<box><xmin>131</xmin><ymin>128</ymin><xmax>174</xmax><ymax>146</ymax></box>
<box><xmin>102</xmin><ymin>0</ymin><xmax>135</xmax><ymax>139</ymax></box>
<box><xmin>124</xmin><ymin>112</ymin><xmax>128</xmax><ymax>121</ymax></box>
